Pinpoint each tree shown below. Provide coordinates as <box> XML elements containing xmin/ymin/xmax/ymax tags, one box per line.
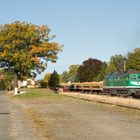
<box><xmin>96</xmin><ymin>62</ymin><xmax>107</xmax><ymax>81</ymax></box>
<box><xmin>0</xmin><ymin>21</ymin><xmax>62</xmax><ymax>94</ymax></box>
<box><xmin>44</xmin><ymin>73</ymin><xmax>51</xmax><ymax>85</ymax></box>
<box><xmin>3</xmin><ymin>70</ymin><xmax>13</xmax><ymax>90</ymax></box>
<box><xmin>105</xmin><ymin>54</ymin><xmax>125</xmax><ymax>74</ymax></box>
<box><xmin>76</xmin><ymin>58</ymin><xmax>103</xmax><ymax>82</ymax></box>
<box><xmin>126</xmin><ymin>48</ymin><xmax>140</xmax><ymax>71</ymax></box>
<box><xmin>67</xmin><ymin>65</ymin><xmax>80</xmax><ymax>82</ymax></box>
<box><xmin>60</xmin><ymin>71</ymin><xmax>68</xmax><ymax>83</ymax></box>
<box><xmin>60</xmin><ymin>65</ymin><xmax>80</xmax><ymax>83</ymax></box>
<box><xmin>48</xmin><ymin>70</ymin><xmax>60</xmax><ymax>90</ymax></box>
<box><xmin>0</xmin><ymin>69</ymin><xmax>13</xmax><ymax>90</ymax></box>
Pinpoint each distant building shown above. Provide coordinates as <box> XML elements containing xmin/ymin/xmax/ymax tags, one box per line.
<box><xmin>27</xmin><ymin>78</ymin><xmax>36</xmax><ymax>88</ymax></box>
<box><xmin>18</xmin><ymin>78</ymin><xmax>36</xmax><ymax>88</ymax></box>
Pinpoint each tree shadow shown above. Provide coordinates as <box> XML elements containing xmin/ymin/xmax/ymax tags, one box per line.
<box><xmin>0</xmin><ymin>113</ymin><xmax>10</xmax><ymax>115</ymax></box>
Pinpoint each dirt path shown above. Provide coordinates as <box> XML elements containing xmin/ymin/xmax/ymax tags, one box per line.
<box><xmin>18</xmin><ymin>94</ymin><xmax>140</xmax><ymax>140</ymax></box>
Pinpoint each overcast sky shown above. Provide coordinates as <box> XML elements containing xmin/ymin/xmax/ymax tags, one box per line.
<box><xmin>1</xmin><ymin>0</ymin><xmax>140</xmax><ymax>79</ymax></box>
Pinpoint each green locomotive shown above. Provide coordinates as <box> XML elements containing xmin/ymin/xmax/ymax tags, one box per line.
<box><xmin>104</xmin><ymin>69</ymin><xmax>140</xmax><ymax>97</ymax></box>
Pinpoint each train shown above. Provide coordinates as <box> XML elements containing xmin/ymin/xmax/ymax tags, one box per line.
<box><xmin>61</xmin><ymin>69</ymin><xmax>140</xmax><ymax>98</ymax></box>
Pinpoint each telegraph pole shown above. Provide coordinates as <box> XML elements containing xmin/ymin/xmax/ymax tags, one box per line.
<box><xmin>123</xmin><ymin>59</ymin><xmax>126</xmax><ymax>71</ymax></box>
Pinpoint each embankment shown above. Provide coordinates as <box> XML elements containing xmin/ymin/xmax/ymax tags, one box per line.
<box><xmin>60</xmin><ymin>92</ymin><xmax>140</xmax><ymax>110</ymax></box>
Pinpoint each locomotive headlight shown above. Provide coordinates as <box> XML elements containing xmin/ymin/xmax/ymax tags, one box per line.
<box><xmin>131</xmin><ymin>81</ymin><xmax>140</xmax><ymax>85</ymax></box>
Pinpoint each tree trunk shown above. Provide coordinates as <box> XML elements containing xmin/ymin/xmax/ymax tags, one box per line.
<box><xmin>13</xmin><ymin>73</ymin><xmax>18</xmax><ymax>95</ymax></box>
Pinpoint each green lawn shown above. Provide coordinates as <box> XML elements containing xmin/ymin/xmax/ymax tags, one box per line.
<box><xmin>16</xmin><ymin>88</ymin><xmax>61</xmax><ymax>98</ymax></box>
<box><xmin>12</xmin><ymin>88</ymin><xmax>81</xmax><ymax>104</ymax></box>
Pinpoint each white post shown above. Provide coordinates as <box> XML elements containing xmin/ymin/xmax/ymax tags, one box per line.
<box><xmin>14</xmin><ymin>87</ymin><xmax>18</xmax><ymax>95</ymax></box>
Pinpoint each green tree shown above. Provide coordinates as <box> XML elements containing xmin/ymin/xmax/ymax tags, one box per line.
<box><xmin>60</xmin><ymin>65</ymin><xmax>80</xmax><ymax>83</ymax></box>
<box><xmin>96</xmin><ymin>62</ymin><xmax>107</xmax><ymax>81</ymax></box>
<box><xmin>68</xmin><ymin>65</ymin><xmax>80</xmax><ymax>82</ymax></box>
<box><xmin>0</xmin><ymin>21</ymin><xmax>62</xmax><ymax>94</ymax></box>
<box><xmin>60</xmin><ymin>71</ymin><xmax>68</xmax><ymax>83</ymax></box>
<box><xmin>48</xmin><ymin>70</ymin><xmax>60</xmax><ymax>90</ymax></box>
<box><xmin>0</xmin><ymin>80</ymin><xmax>6</xmax><ymax>90</ymax></box>
<box><xmin>3</xmin><ymin>70</ymin><xmax>13</xmax><ymax>90</ymax></box>
<box><xmin>105</xmin><ymin>54</ymin><xmax>125</xmax><ymax>74</ymax></box>
<box><xmin>126</xmin><ymin>48</ymin><xmax>140</xmax><ymax>71</ymax></box>
<box><xmin>0</xmin><ymin>69</ymin><xmax>13</xmax><ymax>90</ymax></box>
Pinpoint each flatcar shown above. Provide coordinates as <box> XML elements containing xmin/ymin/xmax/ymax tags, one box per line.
<box><xmin>69</xmin><ymin>82</ymin><xmax>103</xmax><ymax>93</ymax></box>
<box><xmin>104</xmin><ymin>69</ymin><xmax>140</xmax><ymax>97</ymax></box>
<box><xmin>61</xmin><ymin>81</ymin><xmax>103</xmax><ymax>94</ymax></box>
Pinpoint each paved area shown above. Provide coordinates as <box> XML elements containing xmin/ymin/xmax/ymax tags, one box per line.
<box><xmin>0</xmin><ymin>92</ymin><xmax>41</xmax><ymax>140</ymax></box>
<box><xmin>0</xmin><ymin>92</ymin><xmax>11</xmax><ymax>140</ymax></box>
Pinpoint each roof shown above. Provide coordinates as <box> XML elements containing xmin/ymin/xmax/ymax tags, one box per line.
<box><xmin>105</xmin><ymin>69</ymin><xmax>140</xmax><ymax>78</ymax></box>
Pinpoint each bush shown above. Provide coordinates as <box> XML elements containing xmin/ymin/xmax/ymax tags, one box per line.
<box><xmin>40</xmin><ymin>81</ymin><xmax>47</xmax><ymax>88</ymax></box>
<box><xmin>0</xmin><ymin>80</ymin><xmax>6</xmax><ymax>90</ymax></box>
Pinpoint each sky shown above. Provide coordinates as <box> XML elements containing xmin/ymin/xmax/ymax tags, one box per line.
<box><xmin>0</xmin><ymin>0</ymin><xmax>140</xmax><ymax>79</ymax></box>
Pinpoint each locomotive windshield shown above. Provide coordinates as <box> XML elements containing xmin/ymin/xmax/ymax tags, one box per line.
<box><xmin>130</xmin><ymin>75</ymin><xmax>137</xmax><ymax>81</ymax></box>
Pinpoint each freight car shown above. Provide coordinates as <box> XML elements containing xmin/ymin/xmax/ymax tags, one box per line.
<box><xmin>104</xmin><ymin>69</ymin><xmax>140</xmax><ymax>98</ymax></box>
<box><xmin>61</xmin><ymin>81</ymin><xmax>103</xmax><ymax>94</ymax></box>
<box><xmin>69</xmin><ymin>81</ymin><xmax>103</xmax><ymax>93</ymax></box>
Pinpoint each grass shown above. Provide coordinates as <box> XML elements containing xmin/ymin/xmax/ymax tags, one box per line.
<box><xmin>14</xmin><ymin>88</ymin><xmax>68</xmax><ymax>101</ymax></box>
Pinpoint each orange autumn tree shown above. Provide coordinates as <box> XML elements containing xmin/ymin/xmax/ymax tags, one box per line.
<box><xmin>0</xmin><ymin>21</ymin><xmax>62</xmax><ymax>93</ymax></box>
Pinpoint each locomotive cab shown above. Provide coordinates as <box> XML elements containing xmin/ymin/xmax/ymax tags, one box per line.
<box><xmin>103</xmin><ymin>70</ymin><xmax>140</xmax><ymax>97</ymax></box>
<box><xmin>128</xmin><ymin>74</ymin><xmax>140</xmax><ymax>97</ymax></box>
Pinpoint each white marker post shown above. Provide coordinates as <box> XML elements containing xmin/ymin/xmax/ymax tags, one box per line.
<box><xmin>14</xmin><ymin>87</ymin><xmax>18</xmax><ymax>95</ymax></box>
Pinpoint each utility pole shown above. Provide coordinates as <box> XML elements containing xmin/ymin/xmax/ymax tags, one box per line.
<box><xmin>123</xmin><ymin>59</ymin><xmax>126</xmax><ymax>71</ymax></box>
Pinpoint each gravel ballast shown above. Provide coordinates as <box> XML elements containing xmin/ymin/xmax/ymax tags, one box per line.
<box><xmin>60</xmin><ymin>92</ymin><xmax>140</xmax><ymax>110</ymax></box>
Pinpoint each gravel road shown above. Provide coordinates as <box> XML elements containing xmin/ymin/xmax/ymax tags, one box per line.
<box><xmin>0</xmin><ymin>92</ymin><xmax>42</xmax><ymax>140</ymax></box>
<box><xmin>1</xmin><ymin>92</ymin><xmax>140</xmax><ymax>140</ymax></box>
